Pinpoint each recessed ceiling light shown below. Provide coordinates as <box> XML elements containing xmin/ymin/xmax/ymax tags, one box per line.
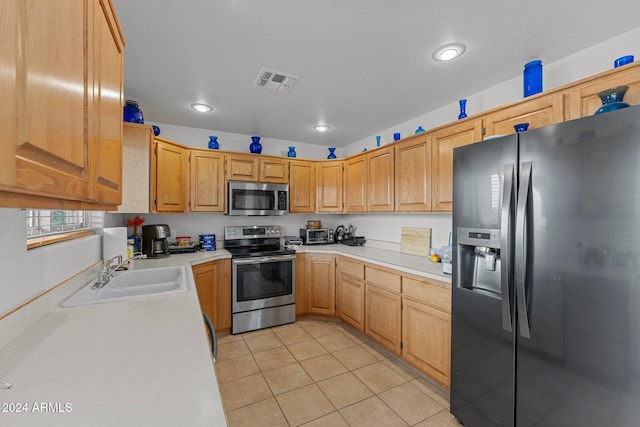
<box><xmin>432</xmin><ymin>43</ymin><xmax>466</xmax><ymax>62</ymax></box>
<box><xmin>191</xmin><ymin>103</ymin><xmax>213</xmax><ymax>113</ymax></box>
<box><xmin>313</xmin><ymin>124</ymin><xmax>330</xmax><ymax>132</ymax></box>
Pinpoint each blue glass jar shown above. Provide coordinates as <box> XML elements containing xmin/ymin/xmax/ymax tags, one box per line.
<box><xmin>123</xmin><ymin>100</ymin><xmax>144</xmax><ymax>123</ymax></box>
<box><xmin>287</xmin><ymin>146</ymin><xmax>296</xmax><ymax>157</ymax></box>
<box><xmin>523</xmin><ymin>60</ymin><xmax>543</xmax><ymax>97</ymax></box>
<box><xmin>208</xmin><ymin>136</ymin><xmax>219</xmax><ymax>149</ymax></box>
<box><xmin>250</xmin><ymin>136</ymin><xmax>262</xmax><ymax>154</ymax></box>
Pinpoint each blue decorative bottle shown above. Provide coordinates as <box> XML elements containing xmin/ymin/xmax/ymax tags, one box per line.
<box><xmin>523</xmin><ymin>60</ymin><xmax>543</xmax><ymax>97</ymax></box>
<box><xmin>208</xmin><ymin>136</ymin><xmax>219</xmax><ymax>149</ymax></box>
<box><xmin>458</xmin><ymin>99</ymin><xmax>467</xmax><ymax>120</ymax></box>
<box><xmin>123</xmin><ymin>100</ymin><xmax>144</xmax><ymax>123</ymax></box>
<box><xmin>287</xmin><ymin>146</ymin><xmax>297</xmax><ymax>157</ymax></box>
<box><xmin>250</xmin><ymin>136</ymin><xmax>262</xmax><ymax>154</ymax></box>
<box><xmin>594</xmin><ymin>86</ymin><xmax>630</xmax><ymax>114</ymax></box>
<box><xmin>327</xmin><ymin>147</ymin><xmax>337</xmax><ymax>159</ymax></box>
<box><xmin>415</xmin><ymin>126</ymin><xmax>425</xmax><ymax>134</ymax></box>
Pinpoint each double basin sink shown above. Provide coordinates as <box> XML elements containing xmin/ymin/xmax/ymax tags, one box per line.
<box><xmin>62</xmin><ymin>266</ymin><xmax>188</xmax><ymax>307</ymax></box>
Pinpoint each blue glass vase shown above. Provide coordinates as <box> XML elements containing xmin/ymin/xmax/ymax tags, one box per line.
<box><xmin>523</xmin><ymin>60</ymin><xmax>543</xmax><ymax>97</ymax></box>
<box><xmin>250</xmin><ymin>136</ymin><xmax>262</xmax><ymax>154</ymax></box>
<box><xmin>208</xmin><ymin>136</ymin><xmax>219</xmax><ymax>149</ymax></box>
<box><xmin>287</xmin><ymin>146</ymin><xmax>296</xmax><ymax>158</ymax></box>
<box><xmin>152</xmin><ymin>125</ymin><xmax>160</xmax><ymax>136</ymax></box>
<box><xmin>514</xmin><ymin>123</ymin><xmax>529</xmax><ymax>132</ymax></box>
<box><xmin>415</xmin><ymin>126</ymin><xmax>425</xmax><ymax>134</ymax></box>
<box><xmin>594</xmin><ymin>86</ymin><xmax>630</xmax><ymax>115</ymax></box>
<box><xmin>327</xmin><ymin>147</ymin><xmax>337</xmax><ymax>159</ymax></box>
<box><xmin>458</xmin><ymin>99</ymin><xmax>467</xmax><ymax>120</ymax></box>
<box><xmin>123</xmin><ymin>100</ymin><xmax>144</xmax><ymax>123</ymax></box>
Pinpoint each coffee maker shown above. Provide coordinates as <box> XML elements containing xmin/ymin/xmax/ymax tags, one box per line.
<box><xmin>142</xmin><ymin>224</ymin><xmax>171</xmax><ymax>258</ymax></box>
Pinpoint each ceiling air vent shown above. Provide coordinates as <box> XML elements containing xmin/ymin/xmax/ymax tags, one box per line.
<box><xmin>253</xmin><ymin>68</ymin><xmax>300</xmax><ymax>93</ymax></box>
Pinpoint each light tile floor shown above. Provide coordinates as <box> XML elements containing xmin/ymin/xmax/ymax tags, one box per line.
<box><xmin>216</xmin><ymin>316</ymin><xmax>462</xmax><ymax>427</ymax></box>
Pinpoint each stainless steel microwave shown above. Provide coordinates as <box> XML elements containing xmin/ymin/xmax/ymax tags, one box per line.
<box><xmin>227</xmin><ymin>182</ymin><xmax>288</xmax><ymax>215</ymax></box>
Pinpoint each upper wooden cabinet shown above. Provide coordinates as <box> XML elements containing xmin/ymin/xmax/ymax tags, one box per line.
<box><xmin>118</xmin><ymin>123</ymin><xmax>152</xmax><ymax>213</ymax></box>
<box><xmin>367</xmin><ymin>146</ymin><xmax>395</xmax><ymax>212</ymax></box>
<box><xmin>344</xmin><ymin>154</ymin><xmax>367</xmax><ymax>212</ymax></box>
<box><xmin>190</xmin><ymin>149</ymin><xmax>225</xmax><ymax>212</ymax></box>
<box><xmin>289</xmin><ymin>160</ymin><xmax>316</xmax><ymax>213</ymax></box>
<box><xmin>226</xmin><ymin>153</ymin><xmax>288</xmax><ymax>183</ymax></box>
<box><xmin>565</xmin><ymin>62</ymin><xmax>640</xmax><ymax>120</ymax></box>
<box><xmin>395</xmin><ymin>135</ymin><xmax>431</xmax><ymax>212</ymax></box>
<box><xmin>317</xmin><ymin>160</ymin><xmax>344</xmax><ymax>212</ymax></box>
<box><xmin>484</xmin><ymin>92</ymin><xmax>564</xmax><ymax>137</ymax></box>
<box><xmin>152</xmin><ymin>138</ymin><xmax>188</xmax><ymax>213</ymax></box>
<box><xmin>0</xmin><ymin>0</ymin><xmax>124</xmax><ymax>209</ymax></box>
<box><xmin>430</xmin><ymin>119</ymin><xmax>483</xmax><ymax>211</ymax></box>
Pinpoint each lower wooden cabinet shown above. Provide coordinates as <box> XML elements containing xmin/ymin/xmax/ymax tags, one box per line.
<box><xmin>365</xmin><ymin>283</ymin><xmax>402</xmax><ymax>355</ymax></box>
<box><xmin>338</xmin><ymin>273</ymin><xmax>365</xmax><ymax>332</ymax></box>
<box><xmin>191</xmin><ymin>259</ymin><xmax>232</xmax><ymax>332</ymax></box>
<box><xmin>306</xmin><ymin>254</ymin><xmax>336</xmax><ymax>316</ymax></box>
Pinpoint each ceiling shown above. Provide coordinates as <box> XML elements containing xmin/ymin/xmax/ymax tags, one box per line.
<box><xmin>112</xmin><ymin>0</ymin><xmax>640</xmax><ymax>147</ymax></box>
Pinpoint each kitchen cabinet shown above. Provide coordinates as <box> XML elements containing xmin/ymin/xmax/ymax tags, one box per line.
<box><xmin>152</xmin><ymin>138</ymin><xmax>188</xmax><ymax>213</ymax></box>
<box><xmin>259</xmin><ymin>157</ymin><xmax>289</xmax><ymax>184</ymax></box>
<box><xmin>394</xmin><ymin>135</ymin><xmax>431</xmax><ymax>212</ymax></box>
<box><xmin>484</xmin><ymin>92</ymin><xmax>564</xmax><ymax>137</ymax></box>
<box><xmin>289</xmin><ymin>159</ymin><xmax>316</xmax><ymax>213</ymax></box>
<box><xmin>344</xmin><ymin>153</ymin><xmax>367</xmax><ymax>212</ymax></box>
<box><xmin>118</xmin><ymin>123</ymin><xmax>152</xmax><ymax>213</ymax></box>
<box><xmin>190</xmin><ymin>149</ymin><xmax>226</xmax><ymax>212</ymax></box>
<box><xmin>401</xmin><ymin>275</ymin><xmax>451</xmax><ymax>387</ymax></box>
<box><xmin>0</xmin><ymin>0</ymin><xmax>124</xmax><ymax>210</ymax></box>
<box><xmin>430</xmin><ymin>119</ymin><xmax>483</xmax><ymax>212</ymax></box>
<box><xmin>366</xmin><ymin>146</ymin><xmax>395</xmax><ymax>212</ymax></box>
<box><xmin>565</xmin><ymin>62</ymin><xmax>640</xmax><ymax>119</ymax></box>
<box><xmin>337</xmin><ymin>257</ymin><xmax>365</xmax><ymax>332</ymax></box>
<box><xmin>191</xmin><ymin>259</ymin><xmax>232</xmax><ymax>332</ymax></box>
<box><xmin>317</xmin><ymin>160</ymin><xmax>344</xmax><ymax>212</ymax></box>
<box><xmin>306</xmin><ymin>254</ymin><xmax>336</xmax><ymax>316</ymax></box>
<box><xmin>295</xmin><ymin>253</ymin><xmax>308</xmax><ymax>315</ymax></box>
<box><xmin>365</xmin><ymin>282</ymin><xmax>402</xmax><ymax>355</ymax></box>
<box><xmin>226</xmin><ymin>153</ymin><xmax>288</xmax><ymax>183</ymax></box>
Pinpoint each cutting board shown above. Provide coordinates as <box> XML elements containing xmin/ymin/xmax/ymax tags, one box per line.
<box><xmin>400</xmin><ymin>227</ymin><xmax>431</xmax><ymax>256</ymax></box>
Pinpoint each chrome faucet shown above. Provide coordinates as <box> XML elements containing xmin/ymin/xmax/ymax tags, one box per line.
<box><xmin>93</xmin><ymin>253</ymin><xmax>145</xmax><ymax>289</ymax></box>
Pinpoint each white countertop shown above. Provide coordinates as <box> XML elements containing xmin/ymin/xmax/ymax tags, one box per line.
<box><xmin>0</xmin><ymin>251</ymin><xmax>231</xmax><ymax>427</ymax></box>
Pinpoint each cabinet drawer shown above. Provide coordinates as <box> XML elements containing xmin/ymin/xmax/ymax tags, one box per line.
<box><xmin>339</xmin><ymin>257</ymin><xmax>364</xmax><ymax>280</ymax></box>
<box><xmin>366</xmin><ymin>265</ymin><xmax>401</xmax><ymax>293</ymax></box>
<box><xmin>402</xmin><ymin>277</ymin><xmax>451</xmax><ymax>313</ymax></box>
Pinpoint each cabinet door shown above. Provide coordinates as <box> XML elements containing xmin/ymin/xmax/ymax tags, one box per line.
<box><xmin>431</xmin><ymin>119</ymin><xmax>483</xmax><ymax>212</ymax></box>
<box><xmin>90</xmin><ymin>0</ymin><xmax>124</xmax><ymax>205</ymax></box>
<box><xmin>395</xmin><ymin>135</ymin><xmax>431</xmax><ymax>212</ymax></box>
<box><xmin>317</xmin><ymin>160</ymin><xmax>344</xmax><ymax>212</ymax></box>
<box><xmin>289</xmin><ymin>160</ymin><xmax>316</xmax><ymax>213</ymax></box>
<box><xmin>338</xmin><ymin>273</ymin><xmax>365</xmax><ymax>332</ymax></box>
<box><xmin>190</xmin><ymin>149</ymin><xmax>225</xmax><ymax>212</ymax></box>
<box><xmin>296</xmin><ymin>253</ymin><xmax>308</xmax><ymax>315</ymax></box>
<box><xmin>365</xmin><ymin>284</ymin><xmax>402</xmax><ymax>354</ymax></box>
<box><xmin>118</xmin><ymin>123</ymin><xmax>152</xmax><ymax>213</ymax></box>
<box><xmin>484</xmin><ymin>92</ymin><xmax>564</xmax><ymax>137</ymax></box>
<box><xmin>367</xmin><ymin>146</ymin><xmax>394</xmax><ymax>212</ymax></box>
<box><xmin>153</xmin><ymin>139</ymin><xmax>188</xmax><ymax>212</ymax></box>
<box><xmin>192</xmin><ymin>259</ymin><xmax>231</xmax><ymax>331</ymax></box>
<box><xmin>402</xmin><ymin>297</ymin><xmax>451</xmax><ymax>387</ymax></box>
<box><xmin>307</xmin><ymin>255</ymin><xmax>336</xmax><ymax>316</ymax></box>
<box><xmin>1</xmin><ymin>0</ymin><xmax>91</xmax><ymax>201</ymax></box>
<box><xmin>344</xmin><ymin>154</ymin><xmax>367</xmax><ymax>212</ymax></box>
<box><xmin>227</xmin><ymin>153</ymin><xmax>259</xmax><ymax>182</ymax></box>
<box><xmin>259</xmin><ymin>158</ymin><xmax>289</xmax><ymax>183</ymax></box>
<box><xmin>565</xmin><ymin>63</ymin><xmax>640</xmax><ymax>119</ymax></box>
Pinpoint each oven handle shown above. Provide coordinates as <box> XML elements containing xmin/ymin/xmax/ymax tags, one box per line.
<box><xmin>232</xmin><ymin>254</ymin><xmax>296</xmax><ymax>265</ymax></box>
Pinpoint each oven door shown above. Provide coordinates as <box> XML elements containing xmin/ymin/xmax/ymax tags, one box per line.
<box><xmin>232</xmin><ymin>254</ymin><xmax>296</xmax><ymax>313</ymax></box>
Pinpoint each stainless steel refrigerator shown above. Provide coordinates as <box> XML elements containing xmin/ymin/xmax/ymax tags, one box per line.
<box><xmin>451</xmin><ymin>105</ymin><xmax>640</xmax><ymax>427</ymax></box>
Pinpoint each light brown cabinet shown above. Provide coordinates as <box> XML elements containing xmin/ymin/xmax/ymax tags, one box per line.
<box><xmin>289</xmin><ymin>160</ymin><xmax>316</xmax><ymax>213</ymax></box>
<box><xmin>190</xmin><ymin>149</ymin><xmax>226</xmax><ymax>212</ymax></box>
<box><xmin>259</xmin><ymin>158</ymin><xmax>289</xmax><ymax>183</ymax></box>
<box><xmin>152</xmin><ymin>138</ymin><xmax>188</xmax><ymax>213</ymax></box>
<box><xmin>430</xmin><ymin>119</ymin><xmax>483</xmax><ymax>212</ymax></box>
<box><xmin>118</xmin><ymin>123</ymin><xmax>152</xmax><ymax>213</ymax></box>
<box><xmin>394</xmin><ymin>135</ymin><xmax>431</xmax><ymax>212</ymax></box>
<box><xmin>366</xmin><ymin>146</ymin><xmax>395</xmax><ymax>212</ymax></box>
<box><xmin>295</xmin><ymin>253</ymin><xmax>308</xmax><ymax>315</ymax></box>
<box><xmin>337</xmin><ymin>257</ymin><xmax>365</xmax><ymax>331</ymax></box>
<box><xmin>484</xmin><ymin>92</ymin><xmax>564</xmax><ymax>137</ymax></box>
<box><xmin>365</xmin><ymin>282</ymin><xmax>402</xmax><ymax>355</ymax></box>
<box><xmin>191</xmin><ymin>259</ymin><xmax>232</xmax><ymax>332</ymax></box>
<box><xmin>226</xmin><ymin>153</ymin><xmax>288</xmax><ymax>183</ymax></box>
<box><xmin>344</xmin><ymin>154</ymin><xmax>367</xmax><ymax>212</ymax></box>
<box><xmin>306</xmin><ymin>254</ymin><xmax>336</xmax><ymax>316</ymax></box>
<box><xmin>0</xmin><ymin>0</ymin><xmax>124</xmax><ymax>210</ymax></box>
<box><xmin>317</xmin><ymin>160</ymin><xmax>344</xmax><ymax>212</ymax></box>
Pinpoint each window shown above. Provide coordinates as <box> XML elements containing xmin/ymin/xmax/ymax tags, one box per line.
<box><xmin>26</xmin><ymin>210</ymin><xmax>104</xmax><ymax>248</ymax></box>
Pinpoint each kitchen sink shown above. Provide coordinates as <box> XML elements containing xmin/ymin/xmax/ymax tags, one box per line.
<box><xmin>61</xmin><ymin>266</ymin><xmax>188</xmax><ymax>307</ymax></box>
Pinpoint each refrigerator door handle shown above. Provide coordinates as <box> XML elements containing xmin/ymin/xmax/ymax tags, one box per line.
<box><xmin>515</xmin><ymin>161</ymin><xmax>532</xmax><ymax>339</ymax></box>
<box><xmin>500</xmin><ymin>163</ymin><xmax>514</xmax><ymax>332</ymax></box>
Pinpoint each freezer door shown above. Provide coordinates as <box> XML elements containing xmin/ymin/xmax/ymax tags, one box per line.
<box><xmin>451</xmin><ymin>135</ymin><xmax>518</xmax><ymax>427</ymax></box>
<box><xmin>516</xmin><ymin>105</ymin><xmax>640</xmax><ymax>427</ymax></box>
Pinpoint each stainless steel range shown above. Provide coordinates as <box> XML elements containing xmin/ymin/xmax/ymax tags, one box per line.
<box><xmin>225</xmin><ymin>225</ymin><xmax>296</xmax><ymax>334</ymax></box>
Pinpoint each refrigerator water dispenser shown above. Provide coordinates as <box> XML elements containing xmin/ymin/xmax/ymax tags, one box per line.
<box><xmin>456</xmin><ymin>227</ymin><xmax>502</xmax><ymax>298</ymax></box>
